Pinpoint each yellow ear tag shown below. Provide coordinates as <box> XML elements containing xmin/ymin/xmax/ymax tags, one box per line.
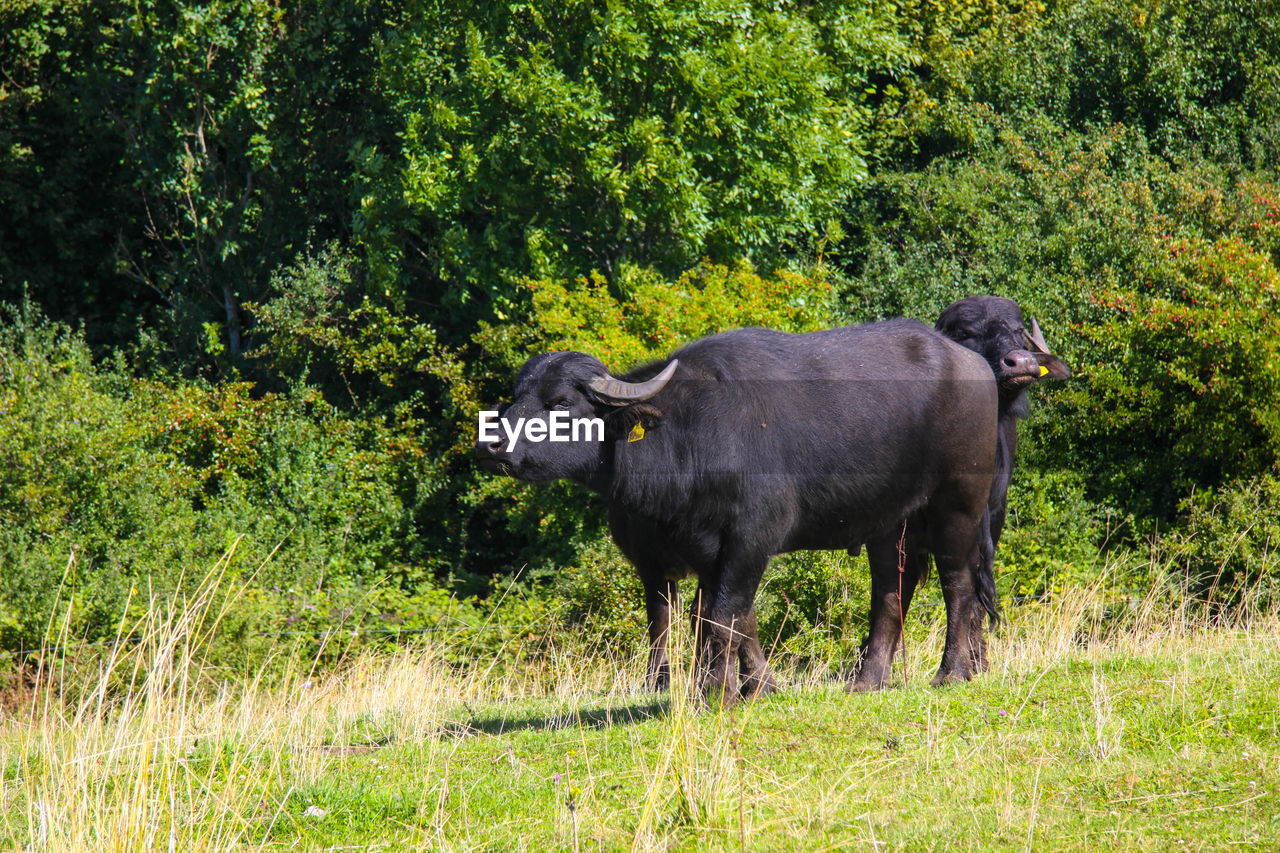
<box><xmin>628</xmin><ymin>423</ymin><xmax>646</xmax><ymax>442</ymax></box>
<box><xmin>1039</xmin><ymin>365</ymin><xmax>1050</xmax><ymax>377</ymax></box>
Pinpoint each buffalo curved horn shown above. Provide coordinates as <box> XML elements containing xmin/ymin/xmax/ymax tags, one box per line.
<box><xmin>588</xmin><ymin>359</ymin><xmax>679</xmax><ymax>405</ymax></box>
<box><xmin>1027</xmin><ymin>317</ymin><xmax>1052</xmax><ymax>354</ymax></box>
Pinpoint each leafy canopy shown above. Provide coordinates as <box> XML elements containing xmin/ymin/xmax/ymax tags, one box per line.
<box><xmin>363</xmin><ymin>0</ymin><xmax>907</xmax><ymax>319</ymax></box>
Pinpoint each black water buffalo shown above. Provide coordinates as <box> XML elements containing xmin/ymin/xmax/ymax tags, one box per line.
<box><xmin>855</xmin><ymin>296</ymin><xmax>1071</xmax><ymax>685</ymax></box>
<box><xmin>475</xmin><ymin>319</ymin><xmax>998</xmax><ymax>700</ymax></box>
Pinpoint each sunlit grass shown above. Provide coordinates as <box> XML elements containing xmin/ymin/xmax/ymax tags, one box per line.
<box><xmin>2</xmin><ymin>551</ymin><xmax>1278</xmax><ymax>850</ymax></box>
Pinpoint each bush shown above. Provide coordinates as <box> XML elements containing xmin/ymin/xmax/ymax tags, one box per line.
<box><xmin>755</xmin><ymin>551</ymin><xmax>870</xmax><ymax>672</ymax></box>
<box><xmin>1059</xmin><ymin>233</ymin><xmax>1280</xmax><ymax>519</ymax></box>
<box><xmin>870</xmin><ymin>0</ymin><xmax>1280</xmax><ymax>170</ymax></box>
<box><xmin>364</xmin><ymin>0</ymin><xmax>894</xmax><ymax>311</ymax></box>
<box><xmin>1159</xmin><ymin>471</ymin><xmax>1280</xmax><ymax>613</ymax></box>
<box><xmin>970</xmin><ymin>0</ymin><xmax>1280</xmax><ymax>168</ymax></box>
<box><xmin>996</xmin><ymin>469</ymin><xmax>1110</xmax><ymax>600</ymax></box>
<box><xmin>0</xmin><ymin>304</ymin><xmax>185</xmax><ymax>648</ymax></box>
<box><xmin>542</xmin><ymin>539</ymin><xmax>647</xmax><ymax>655</ymax></box>
<box><xmin>477</xmin><ymin>263</ymin><xmax>836</xmax><ymax>374</ymax></box>
<box><xmin>845</xmin><ymin>116</ymin><xmax>1167</xmax><ymax>324</ymax></box>
<box><xmin>0</xmin><ymin>303</ymin><xmax>452</xmax><ymax>668</ymax></box>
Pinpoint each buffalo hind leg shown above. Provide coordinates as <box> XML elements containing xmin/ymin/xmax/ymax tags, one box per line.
<box><xmin>966</xmin><ymin>512</ymin><xmax>998</xmax><ymax>675</ymax></box>
<box><xmin>735</xmin><ymin>610</ymin><xmax>778</xmax><ymax>699</ymax></box>
<box><xmin>967</xmin><ymin>606</ymin><xmax>989</xmax><ymax>676</ymax></box>
<box><xmin>850</xmin><ymin>528</ymin><xmax>923</xmax><ymax>691</ymax></box>
<box><xmin>928</xmin><ymin>509</ymin><xmax>986</xmax><ymax>687</ymax></box>
<box><xmin>852</xmin><ymin>523</ymin><xmax>928</xmax><ymax>691</ymax></box>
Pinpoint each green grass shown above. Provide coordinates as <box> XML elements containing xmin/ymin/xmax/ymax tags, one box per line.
<box><xmin>2</xmin><ymin>582</ymin><xmax>1279</xmax><ymax>851</ymax></box>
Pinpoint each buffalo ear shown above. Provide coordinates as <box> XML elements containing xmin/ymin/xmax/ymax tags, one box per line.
<box><xmin>603</xmin><ymin>404</ymin><xmax>664</xmax><ymax>440</ymax></box>
<box><xmin>1034</xmin><ymin>352</ymin><xmax>1071</xmax><ymax>380</ymax></box>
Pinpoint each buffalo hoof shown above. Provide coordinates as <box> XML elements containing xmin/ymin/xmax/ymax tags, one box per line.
<box><xmin>846</xmin><ymin>677</ymin><xmax>887</xmax><ymax>693</ymax></box>
<box><xmin>646</xmin><ymin>670</ymin><xmax>671</xmax><ymax>693</ymax></box>
<box><xmin>739</xmin><ymin>671</ymin><xmax>779</xmax><ymax>700</ymax></box>
<box><xmin>929</xmin><ymin>667</ymin><xmax>973</xmax><ymax>688</ymax></box>
<box><xmin>847</xmin><ymin>660</ymin><xmax>891</xmax><ymax>692</ymax></box>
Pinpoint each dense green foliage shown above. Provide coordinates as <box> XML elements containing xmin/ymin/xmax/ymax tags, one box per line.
<box><xmin>2</xmin><ymin>0</ymin><xmax>1279</xmax><ymax>664</ymax></box>
<box><xmin>0</xmin><ymin>0</ymin><xmax>385</xmax><ymax>357</ymax></box>
<box><xmin>363</xmin><ymin>0</ymin><xmax>896</xmax><ymax>310</ymax></box>
<box><xmin>0</xmin><ymin>302</ymin><xmax>458</xmax><ymax>659</ymax></box>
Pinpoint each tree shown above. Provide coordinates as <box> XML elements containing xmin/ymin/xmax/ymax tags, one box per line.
<box><xmin>0</xmin><ymin>0</ymin><xmax>387</xmax><ymax>361</ymax></box>
<box><xmin>361</xmin><ymin>0</ymin><xmax>908</xmax><ymax>325</ymax></box>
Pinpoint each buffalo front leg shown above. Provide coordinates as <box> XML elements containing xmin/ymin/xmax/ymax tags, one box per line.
<box><xmin>642</xmin><ymin>575</ymin><xmax>680</xmax><ymax>692</ymax></box>
<box><xmin>933</xmin><ymin>550</ymin><xmax>982</xmax><ymax>685</ymax></box>
<box><xmin>967</xmin><ymin>605</ymin><xmax>989</xmax><ymax>675</ymax></box>
<box><xmin>691</xmin><ymin>548</ymin><xmax>770</xmax><ymax>705</ymax></box>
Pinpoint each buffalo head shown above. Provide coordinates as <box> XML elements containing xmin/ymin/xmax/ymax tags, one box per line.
<box><xmin>474</xmin><ymin>351</ymin><xmax>678</xmax><ymax>482</ymax></box>
<box><xmin>935</xmin><ymin>296</ymin><xmax>1070</xmax><ymax>404</ymax></box>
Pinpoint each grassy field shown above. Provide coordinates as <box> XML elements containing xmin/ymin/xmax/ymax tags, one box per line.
<box><xmin>2</xmin><ymin>574</ymin><xmax>1278</xmax><ymax>851</ymax></box>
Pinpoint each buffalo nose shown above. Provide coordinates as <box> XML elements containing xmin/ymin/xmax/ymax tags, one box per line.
<box><xmin>1001</xmin><ymin>350</ymin><xmax>1039</xmax><ymax>376</ymax></box>
<box><xmin>474</xmin><ymin>438</ymin><xmax>512</xmax><ymax>474</ymax></box>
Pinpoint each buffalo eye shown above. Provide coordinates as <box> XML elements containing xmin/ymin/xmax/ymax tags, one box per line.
<box><xmin>549</xmin><ymin>398</ymin><xmax>572</xmax><ymax>411</ymax></box>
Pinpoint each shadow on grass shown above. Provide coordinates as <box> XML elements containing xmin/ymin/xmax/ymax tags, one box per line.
<box><xmin>447</xmin><ymin>697</ymin><xmax>672</xmax><ymax>737</ymax></box>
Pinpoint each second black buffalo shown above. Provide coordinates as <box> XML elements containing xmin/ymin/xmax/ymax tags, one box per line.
<box><xmin>476</xmin><ymin>319</ymin><xmax>998</xmax><ymax>700</ymax></box>
<box><xmin>852</xmin><ymin>297</ymin><xmax>1072</xmax><ymax>686</ymax></box>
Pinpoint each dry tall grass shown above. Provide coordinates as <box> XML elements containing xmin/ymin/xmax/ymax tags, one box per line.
<box><xmin>1</xmin><ymin>549</ymin><xmax>1275</xmax><ymax>851</ymax></box>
